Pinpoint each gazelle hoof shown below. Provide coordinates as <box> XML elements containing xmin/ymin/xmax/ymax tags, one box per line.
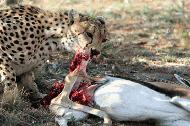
<box><xmin>103</xmin><ymin>116</ymin><xmax>112</xmax><ymax>126</ymax></box>
<box><xmin>103</xmin><ymin>122</ymin><xmax>112</xmax><ymax>126</ymax></box>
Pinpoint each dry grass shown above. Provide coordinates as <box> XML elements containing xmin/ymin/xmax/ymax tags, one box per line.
<box><xmin>1</xmin><ymin>0</ymin><xmax>190</xmax><ymax>126</ymax></box>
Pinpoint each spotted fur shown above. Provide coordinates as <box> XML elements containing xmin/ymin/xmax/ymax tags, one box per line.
<box><xmin>0</xmin><ymin>5</ymin><xmax>107</xmax><ymax>102</ymax></box>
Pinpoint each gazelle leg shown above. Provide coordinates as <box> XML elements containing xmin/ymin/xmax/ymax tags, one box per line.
<box><xmin>69</xmin><ymin>101</ymin><xmax>112</xmax><ymax>125</ymax></box>
<box><xmin>50</xmin><ymin>68</ymin><xmax>112</xmax><ymax>125</ymax></box>
<box><xmin>78</xmin><ymin>59</ymin><xmax>107</xmax><ymax>84</ymax></box>
<box><xmin>170</xmin><ymin>96</ymin><xmax>190</xmax><ymax>112</ymax></box>
<box><xmin>55</xmin><ymin>116</ymin><xmax>68</xmax><ymax>126</ymax></box>
<box><xmin>51</xmin><ymin>91</ymin><xmax>112</xmax><ymax>125</ymax></box>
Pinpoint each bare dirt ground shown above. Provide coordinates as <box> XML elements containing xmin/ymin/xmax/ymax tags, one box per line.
<box><xmin>1</xmin><ymin>0</ymin><xmax>190</xmax><ymax>126</ymax></box>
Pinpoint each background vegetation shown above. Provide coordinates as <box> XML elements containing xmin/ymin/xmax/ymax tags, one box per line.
<box><xmin>1</xmin><ymin>0</ymin><xmax>190</xmax><ymax>125</ymax></box>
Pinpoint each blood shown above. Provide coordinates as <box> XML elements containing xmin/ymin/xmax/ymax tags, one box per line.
<box><xmin>41</xmin><ymin>50</ymin><xmax>93</xmax><ymax>108</ymax></box>
<box><xmin>40</xmin><ymin>81</ymin><xmax>94</xmax><ymax>108</ymax></box>
<box><xmin>69</xmin><ymin>50</ymin><xmax>90</xmax><ymax>72</ymax></box>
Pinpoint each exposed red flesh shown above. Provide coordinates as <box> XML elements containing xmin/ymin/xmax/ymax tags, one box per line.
<box><xmin>69</xmin><ymin>50</ymin><xmax>90</xmax><ymax>72</ymax></box>
<box><xmin>40</xmin><ymin>81</ymin><xmax>94</xmax><ymax>108</ymax></box>
<box><xmin>41</xmin><ymin>49</ymin><xmax>93</xmax><ymax>108</ymax></box>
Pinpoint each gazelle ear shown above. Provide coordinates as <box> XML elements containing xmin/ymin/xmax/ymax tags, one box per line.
<box><xmin>68</xmin><ymin>9</ymin><xmax>80</xmax><ymax>24</ymax></box>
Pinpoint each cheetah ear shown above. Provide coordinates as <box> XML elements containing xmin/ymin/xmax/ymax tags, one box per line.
<box><xmin>68</xmin><ymin>9</ymin><xmax>80</xmax><ymax>24</ymax></box>
<box><xmin>96</xmin><ymin>16</ymin><xmax>105</xmax><ymax>25</ymax></box>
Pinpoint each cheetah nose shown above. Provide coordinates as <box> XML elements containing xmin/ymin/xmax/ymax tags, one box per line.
<box><xmin>102</xmin><ymin>38</ymin><xmax>107</xmax><ymax>43</ymax></box>
<box><xmin>90</xmin><ymin>48</ymin><xmax>100</xmax><ymax>59</ymax></box>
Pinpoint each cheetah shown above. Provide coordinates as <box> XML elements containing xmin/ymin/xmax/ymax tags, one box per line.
<box><xmin>0</xmin><ymin>5</ymin><xmax>107</xmax><ymax>103</ymax></box>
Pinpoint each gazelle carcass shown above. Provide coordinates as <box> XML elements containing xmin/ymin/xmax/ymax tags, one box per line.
<box><xmin>48</xmin><ymin>52</ymin><xmax>190</xmax><ymax>126</ymax></box>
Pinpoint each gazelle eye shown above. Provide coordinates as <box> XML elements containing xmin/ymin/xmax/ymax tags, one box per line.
<box><xmin>86</xmin><ymin>32</ymin><xmax>93</xmax><ymax>39</ymax></box>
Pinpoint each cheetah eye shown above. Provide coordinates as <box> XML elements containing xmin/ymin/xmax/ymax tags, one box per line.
<box><xmin>102</xmin><ymin>38</ymin><xmax>107</xmax><ymax>43</ymax></box>
<box><xmin>86</xmin><ymin>32</ymin><xmax>93</xmax><ymax>39</ymax></box>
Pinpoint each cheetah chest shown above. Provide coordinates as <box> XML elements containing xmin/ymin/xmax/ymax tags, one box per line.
<box><xmin>11</xmin><ymin>59</ymin><xmax>40</xmax><ymax>76</ymax></box>
<box><xmin>9</xmin><ymin>51</ymin><xmax>48</xmax><ymax>76</ymax></box>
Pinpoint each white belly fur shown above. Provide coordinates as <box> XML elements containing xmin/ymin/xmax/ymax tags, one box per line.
<box><xmin>54</xmin><ymin>76</ymin><xmax>190</xmax><ymax>126</ymax></box>
<box><xmin>94</xmin><ymin>76</ymin><xmax>190</xmax><ymax>125</ymax></box>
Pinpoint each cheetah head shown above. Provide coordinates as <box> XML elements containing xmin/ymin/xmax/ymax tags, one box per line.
<box><xmin>61</xmin><ymin>10</ymin><xmax>108</xmax><ymax>58</ymax></box>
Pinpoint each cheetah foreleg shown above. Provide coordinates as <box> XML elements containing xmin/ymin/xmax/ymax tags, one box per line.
<box><xmin>0</xmin><ymin>61</ymin><xmax>18</xmax><ymax>104</ymax></box>
<box><xmin>19</xmin><ymin>71</ymin><xmax>45</xmax><ymax>101</ymax></box>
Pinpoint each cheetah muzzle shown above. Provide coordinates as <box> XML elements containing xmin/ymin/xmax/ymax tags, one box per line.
<box><xmin>0</xmin><ymin>5</ymin><xmax>108</xmax><ymax>104</ymax></box>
